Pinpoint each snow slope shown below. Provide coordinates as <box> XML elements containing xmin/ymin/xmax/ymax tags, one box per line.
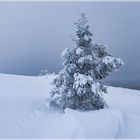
<box><xmin>0</xmin><ymin>74</ymin><xmax>140</xmax><ymax>138</ymax></box>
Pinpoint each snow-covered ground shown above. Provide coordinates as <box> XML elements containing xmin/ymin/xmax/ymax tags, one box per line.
<box><xmin>0</xmin><ymin>74</ymin><xmax>140</xmax><ymax>138</ymax></box>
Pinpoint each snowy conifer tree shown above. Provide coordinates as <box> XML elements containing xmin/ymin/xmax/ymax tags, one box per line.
<box><xmin>48</xmin><ymin>13</ymin><xmax>123</xmax><ymax>111</ymax></box>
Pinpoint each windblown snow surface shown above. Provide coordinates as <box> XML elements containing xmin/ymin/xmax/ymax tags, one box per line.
<box><xmin>0</xmin><ymin>74</ymin><xmax>140</xmax><ymax>138</ymax></box>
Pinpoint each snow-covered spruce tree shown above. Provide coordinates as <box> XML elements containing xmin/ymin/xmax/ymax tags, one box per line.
<box><xmin>39</xmin><ymin>69</ymin><xmax>49</xmax><ymax>76</ymax></box>
<box><xmin>48</xmin><ymin>13</ymin><xmax>123</xmax><ymax>111</ymax></box>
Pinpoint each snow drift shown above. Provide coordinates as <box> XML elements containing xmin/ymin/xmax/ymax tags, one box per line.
<box><xmin>0</xmin><ymin>74</ymin><xmax>140</xmax><ymax>138</ymax></box>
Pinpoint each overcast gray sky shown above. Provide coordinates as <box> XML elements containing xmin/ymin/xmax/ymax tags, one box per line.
<box><xmin>0</xmin><ymin>2</ymin><xmax>140</xmax><ymax>89</ymax></box>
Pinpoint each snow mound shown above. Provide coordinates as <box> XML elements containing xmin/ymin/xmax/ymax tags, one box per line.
<box><xmin>65</xmin><ymin>108</ymin><xmax>122</xmax><ymax>138</ymax></box>
<box><xmin>0</xmin><ymin>74</ymin><xmax>140</xmax><ymax>138</ymax></box>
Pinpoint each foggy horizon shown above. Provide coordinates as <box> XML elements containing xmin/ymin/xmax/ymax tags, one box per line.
<box><xmin>0</xmin><ymin>2</ymin><xmax>140</xmax><ymax>89</ymax></box>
